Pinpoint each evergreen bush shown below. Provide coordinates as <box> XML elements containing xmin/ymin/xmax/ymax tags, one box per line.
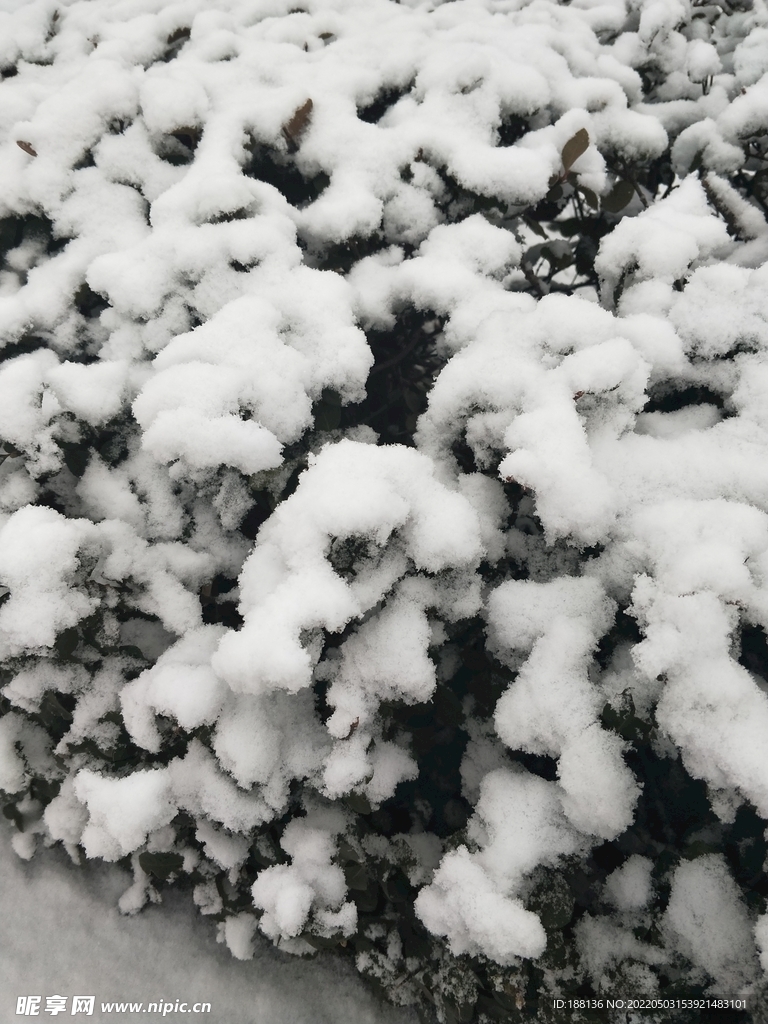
<box><xmin>2</xmin><ymin>1</ymin><xmax>768</xmax><ymax>1021</ymax></box>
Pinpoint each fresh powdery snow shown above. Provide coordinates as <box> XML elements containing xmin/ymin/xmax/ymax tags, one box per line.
<box><xmin>0</xmin><ymin>826</ymin><xmax>415</xmax><ymax>1024</ymax></box>
<box><xmin>2</xmin><ymin>0</ymin><xmax>768</xmax><ymax>1019</ymax></box>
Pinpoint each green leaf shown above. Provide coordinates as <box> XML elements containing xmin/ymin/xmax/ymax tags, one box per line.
<box><xmin>314</xmin><ymin>388</ymin><xmax>342</xmax><ymax>431</ymax></box>
<box><xmin>529</xmin><ymin>884</ymin><xmax>575</xmax><ymax>931</ymax></box>
<box><xmin>118</xmin><ymin>645</ymin><xmax>146</xmax><ymax>661</ymax></box>
<box><xmin>527</xmin><ymin>871</ymin><xmax>576</xmax><ymax>949</ymax></box>
<box><xmin>561</xmin><ymin>128</ymin><xmax>589</xmax><ymax>172</ymax></box>
<box><xmin>353</xmin><ymin>882</ymin><xmax>379</xmax><ymax>913</ymax></box>
<box><xmin>59</xmin><ymin>441</ymin><xmax>90</xmax><ymax>478</ymax></box>
<box><xmin>344</xmin><ymin>791</ymin><xmax>372</xmax><ymax>815</ymax></box>
<box><xmin>344</xmin><ymin>862</ymin><xmax>370</xmax><ymax>891</ymax></box>
<box><xmin>55</xmin><ymin>627</ymin><xmax>79</xmax><ymax>658</ymax></box>
<box><xmin>30</xmin><ymin>777</ymin><xmax>61</xmax><ymax>803</ymax></box>
<box><xmin>541</xmin><ymin>240</ymin><xmax>573</xmax><ymax>273</ymax></box>
<box><xmin>302</xmin><ymin>932</ymin><xmax>343</xmax><ymax>950</ymax></box>
<box><xmin>2</xmin><ymin>803</ymin><xmax>23</xmax><ymax>829</ymax></box>
<box><xmin>440</xmin><ymin>997</ymin><xmax>476</xmax><ymax>1024</ymax></box>
<box><xmin>100</xmin><ymin>743</ymin><xmax>134</xmax><ymax>766</ymax></box>
<box><xmin>491</xmin><ymin>986</ymin><xmax>525</xmax><ymax>1013</ymax></box>
<box><xmin>522</xmin><ymin>215</ymin><xmax>547</xmax><ymax>239</ymax></box>
<box><xmin>337</xmin><ymin>838</ymin><xmax>361</xmax><ymax>864</ymax></box>
<box><xmin>579</xmin><ymin>185</ymin><xmax>598</xmax><ymax>209</ymax></box>
<box><xmin>602</xmin><ymin>180</ymin><xmax>635</xmax><ymax>213</ymax></box>
<box><xmin>139</xmin><ymin>851</ymin><xmax>184</xmax><ymax>880</ymax></box>
<box><xmin>522</xmin><ymin>243</ymin><xmax>544</xmax><ymax>268</ymax></box>
<box><xmin>321</xmin><ymin>387</ymin><xmax>341</xmax><ymax>406</ymax></box>
<box><xmin>399</xmin><ymin>923</ymin><xmax>432</xmax><ymax>960</ymax></box>
<box><xmin>39</xmin><ymin>691</ymin><xmax>74</xmax><ymax>728</ymax></box>
<box><xmin>475</xmin><ymin>995</ymin><xmax>509</xmax><ymax>1021</ymax></box>
<box><xmin>382</xmin><ymin>870</ymin><xmax>411</xmax><ymax>903</ymax></box>
<box><xmin>314</xmin><ymin>403</ymin><xmax>341</xmax><ymax>430</ymax></box>
<box><xmin>541</xmin><ymin>930</ymin><xmax>569</xmax><ymax>969</ymax></box>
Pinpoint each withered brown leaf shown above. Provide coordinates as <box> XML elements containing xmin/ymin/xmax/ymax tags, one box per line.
<box><xmin>561</xmin><ymin>128</ymin><xmax>589</xmax><ymax>173</ymax></box>
<box><xmin>282</xmin><ymin>98</ymin><xmax>313</xmax><ymax>150</ymax></box>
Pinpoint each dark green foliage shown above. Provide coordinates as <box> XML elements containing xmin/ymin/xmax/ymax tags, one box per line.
<box><xmin>335</xmin><ymin>308</ymin><xmax>444</xmax><ymax>445</ymax></box>
<box><xmin>199</xmin><ymin>574</ymin><xmax>243</xmax><ymax>629</ymax></box>
<box><xmin>601</xmin><ymin>180</ymin><xmax>635</xmax><ymax>213</ymax></box>
<box><xmin>358</xmin><ymin>83</ymin><xmax>413</xmax><ymax>124</ymax></box>
<box><xmin>243</xmin><ymin>137</ymin><xmax>330</xmax><ymax>208</ymax></box>
<box><xmin>139</xmin><ymin>850</ymin><xmax>185</xmax><ymax>879</ymax></box>
<box><xmin>2</xmin><ymin>7</ymin><xmax>768</xmax><ymax>1024</ymax></box>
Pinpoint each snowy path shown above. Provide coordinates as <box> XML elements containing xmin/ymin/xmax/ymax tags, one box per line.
<box><xmin>0</xmin><ymin>827</ymin><xmax>416</xmax><ymax>1024</ymax></box>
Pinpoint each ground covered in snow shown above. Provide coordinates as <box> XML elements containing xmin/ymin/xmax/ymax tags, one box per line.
<box><xmin>0</xmin><ymin>825</ymin><xmax>415</xmax><ymax>1024</ymax></box>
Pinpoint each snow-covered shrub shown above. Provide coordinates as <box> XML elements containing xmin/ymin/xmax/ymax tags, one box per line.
<box><xmin>2</xmin><ymin>0</ymin><xmax>768</xmax><ymax>1020</ymax></box>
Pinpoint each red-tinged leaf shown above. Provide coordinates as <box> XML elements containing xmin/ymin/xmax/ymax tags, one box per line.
<box><xmin>282</xmin><ymin>98</ymin><xmax>314</xmax><ymax>148</ymax></box>
<box><xmin>561</xmin><ymin>128</ymin><xmax>589</xmax><ymax>172</ymax></box>
<box><xmin>16</xmin><ymin>141</ymin><xmax>37</xmax><ymax>157</ymax></box>
<box><xmin>602</xmin><ymin>179</ymin><xmax>635</xmax><ymax>213</ymax></box>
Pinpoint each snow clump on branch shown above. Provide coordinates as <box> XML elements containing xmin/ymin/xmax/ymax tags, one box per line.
<box><xmin>2</xmin><ymin>0</ymin><xmax>768</xmax><ymax>1017</ymax></box>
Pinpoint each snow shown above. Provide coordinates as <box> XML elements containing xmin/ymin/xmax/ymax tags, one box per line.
<box><xmin>121</xmin><ymin>626</ymin><xmax>229</xmax><ymax>752</ymax></box>
<box><xmin>251</xmin><ymin>809</ymin><xmax>356</xmax><ymax>946</ymax></box>
<box><xmin>212</xmin><ymin>439</ymin><xmax>484</xmax><ymax>700</ymax></box>
<box><xmin>1</xmin><ymin>0</ymin><xmax>768</xmax><ymax>1004</ymax></box>
<box><xmin>663</xmin><ymin>855</ymin><xmax>760</xmax><ymax>991</ymax></box>
<box><xmin>604</xmin><ymin>855</ymin><xmax>654</xmax><ymax>912</ymax></box>
<box><xmin>415</xmin><ymin>768</ymin><xmax>583</xmax><ymax>962</ymax></box>
<box><xmin>74</xmin><ymin>766</ymin><xmax>177</xmax><ymax>862</ymax></box>
<box><xmin>0</xmin><ymin>505</ymin><xmax>98</xmax><ymax>655</ymax></box>
<box><xmin>488</xmin><ymin>577</ymin><xmax>639</xmax><ymax>838</ymax></box>
<box><xmin>0</xmin><ymin>826</ymin><xmax>414</xmax><ymax>1024</ymax></box>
